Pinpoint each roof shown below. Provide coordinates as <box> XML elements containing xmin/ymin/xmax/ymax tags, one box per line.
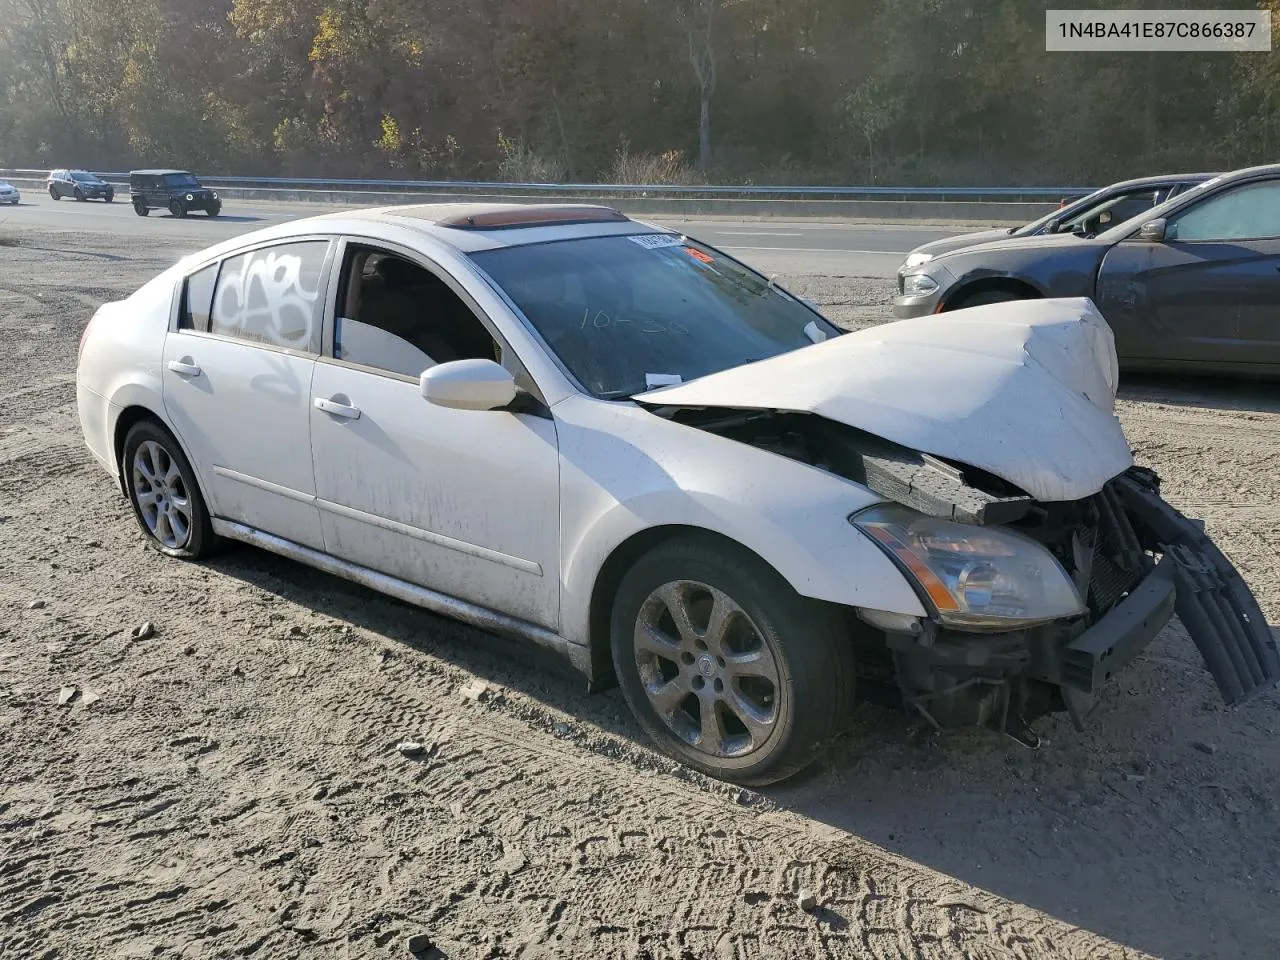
<box><xmin>130</xmin><ymin>169</ymin><xmax>194</xmax><ymax>176</ymax></box>
<box><xmin>1106</xmin><ymin>171</ymin><xmax>1218</xmax><ymax>189</ymax></box>
<box><xmin>310</xmin><ymin>202</ymin><xmax>661</xmax><ymax>252</ymax></box>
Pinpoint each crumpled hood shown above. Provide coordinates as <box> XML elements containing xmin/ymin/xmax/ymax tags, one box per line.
<box><xmin>635</xmin><ymin>297</ymin><xmax>1133</xmax><ymax>502</ymax></box>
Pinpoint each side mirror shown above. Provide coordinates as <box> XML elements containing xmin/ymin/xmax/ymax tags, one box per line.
<box><xmin>1138</xmin><ymin>218</ymin><xmax>1167</xmax><ymax>242</ymax></box>
<box><xmin>420</xmin><ymin>359</ymin><xmax>517</xmax><ymax>411</ymax></box>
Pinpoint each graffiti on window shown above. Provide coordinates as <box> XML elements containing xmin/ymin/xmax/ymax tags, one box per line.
<box><xmin>211</xmin><ymin>242</ymin><xmax>327</xmax><ymax>350</ymax></box>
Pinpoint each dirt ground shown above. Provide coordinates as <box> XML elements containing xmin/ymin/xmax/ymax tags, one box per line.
<box><xmin>1</xmin><ymin>228</ymin><xmax>1277</xmax><ymax>960</ymax></box>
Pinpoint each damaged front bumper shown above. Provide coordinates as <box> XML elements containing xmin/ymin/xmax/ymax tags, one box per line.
<box><xmin>886</xmin><ymin>469</ymin><xmax>1279</xmax><ymax>731</ymax></box>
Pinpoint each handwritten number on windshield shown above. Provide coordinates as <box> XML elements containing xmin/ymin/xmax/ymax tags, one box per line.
<box><xmin>581</xmin><ymin>308</ymin><xmax>688</xmax><ymax>335</ymax></box>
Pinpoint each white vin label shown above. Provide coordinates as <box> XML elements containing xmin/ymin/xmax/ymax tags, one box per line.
<box><xmin>1046</xmin><ymin>10</ymin><xmax>1271</xmax><ymax>52</ymax></box>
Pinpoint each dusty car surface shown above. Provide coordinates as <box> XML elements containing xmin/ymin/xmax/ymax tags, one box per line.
<box><xmin>74</xmin><ymin>203</ymin><xmax>1280</xmax><ymax>784</ymax></box>
<box><xmin>896</xmin><ymin>172</ymin><xmax>1214</xmax><ymax>278</ymax></box>
<box><xmin>895</xmin><ymin>163</ymin><xmax>1280</xmax><ymax>376</ymax></box>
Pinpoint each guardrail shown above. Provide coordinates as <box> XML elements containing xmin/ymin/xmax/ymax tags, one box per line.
<box><xmin>0</xmin><ymin>168</ymin><xmax>1091</xmax><ymax>203</ymax></box>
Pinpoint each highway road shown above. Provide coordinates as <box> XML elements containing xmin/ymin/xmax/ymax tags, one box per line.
<box><xmin>0</xmin><ymin>195</ymin><xmax>977</xmax><ymax>277</ymax></box>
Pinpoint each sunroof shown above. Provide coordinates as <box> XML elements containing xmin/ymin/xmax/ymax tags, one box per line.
<box><xmin>436</xmin><ymin>205</ymin><xmax>630</xmax><ymax>230</ymax></box>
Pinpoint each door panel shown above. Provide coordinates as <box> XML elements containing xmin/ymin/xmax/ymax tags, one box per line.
<box><xmin>163</xmin><ymin>333</ymin><xmax>325</xmax><ymax>547</ymax></box>
<box><xmin>1098</xmin><ymin>240</ymin><xmax>1280</xmax><ymax>365</ymax></box>
<box><xmin>310</xmin><ymin>361</ymin><xmax>560</xmax><ymax>628</ymax></box>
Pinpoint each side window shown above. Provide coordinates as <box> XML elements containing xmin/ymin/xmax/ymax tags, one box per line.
<box><xmin>179</xmin><ymin>263</ymin><xmax>218</xmax><ymax>330</ymax></box>
<box><xmin>332</xmin><ymin>246</ymin><xmax>499</xmax><ymax>380</ymax></box>
<box><xmin>1103</xmin><ymin>191</ymin><xmax>1159</xmax><ymax>225</ymax></box>
<box><xmin>1169</xmin><ymin>180</ymin><xmax>1280</xmax><ymax>242</ymax></box>
<box><xmin>211</xmin><ymin>241</ymin><xmax>328</xmax><ymax>351</ymax></box>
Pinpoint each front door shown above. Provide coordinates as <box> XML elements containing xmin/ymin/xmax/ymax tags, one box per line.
<box><xmin>162</xmin><ymin>238</ymin><xmax>334</xmax><ymax>549</ymax></box>
<box><xmin>1097</xmin><ymin>177</ymin><xmax>1280</xmax><ymax>368</ymax></box>
<box><xmin>308</xmin><ymin>242</ymin><xmax>561</xmax><ymax>629</ymax></box>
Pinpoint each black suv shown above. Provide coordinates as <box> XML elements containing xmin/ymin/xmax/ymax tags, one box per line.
<box><xmin>48</xmin><ymin>169</ymin><xmax>114</xmax><ymax>202</ymax></box>
<box><xmin>129</xmin><ymin>170</ymin><xmax>221</xmax><ymax>218</ymax></box>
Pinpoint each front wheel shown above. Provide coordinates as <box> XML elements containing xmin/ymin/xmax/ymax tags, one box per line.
<box><xmin>122</xmin><ymin>420</ymin><xmax>217</xmax><ymax>559</ymax></box>
<box><xmin>610</xmin><ymin>535</ymin><xmax>854</xmax><ymax>785</ymax></box>
<box><xmin>169</xmin><ymin>199</ymin><xmax>187</xmax><ymax>218</ymax></box>
<box><xmin>49</xmin><ymin>185</ymin><xmax>59</xmax><ymax>200</ymax></box>
<box><xmin>74</xmin><ymin>188</ymin><xmax>85</xmax><ymax>201</ymax></box>
<box><xmin>207</xmin><ymin>203</ymin><xmax>221</xmax><ymax>217</ymax></box>
<box><xmin>104</xmin><ymin>193</ymin><xmax>114</xmax><ymax>203</ymax></box>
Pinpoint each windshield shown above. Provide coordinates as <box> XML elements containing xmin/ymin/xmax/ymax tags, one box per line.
<box><xmin>470</xmin><ymin>234</ymin><xmax>841</xmax><ymax>399</ymax></box>
<box><xmin>163</xmin><ymin>173</ymin><xmax>201</xmax><ymax>188</ymax></box>
<box><xmin>70</xmin><ymin>170</ymin><xmax>100</xmax><ymax>183</ymax></box>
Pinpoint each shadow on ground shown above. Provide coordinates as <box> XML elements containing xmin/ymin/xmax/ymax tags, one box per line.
<box><xmin>208</xmin><ymin>542</ymin><xmax>1280</xmax><ymax>960</ymax></box>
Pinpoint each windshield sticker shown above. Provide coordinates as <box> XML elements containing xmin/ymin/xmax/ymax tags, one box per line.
<box><xmin>644</xmin><ymin>373</ymin><xmax>683</xmax><ymax>389</ymax></box>
<box><xmin>803</xmin><ymin>320</ymin><xmax>828</xmax><ymax>344</ymax></box>
<box><xmin>628</xmin><ymin>234</ymin><xmax>685</xmax><ymax>250</ymax></box>
<box><xmin>685</xmin><ymin>247</ymin><xmax>716</xmax><ymax>264</ymax></box>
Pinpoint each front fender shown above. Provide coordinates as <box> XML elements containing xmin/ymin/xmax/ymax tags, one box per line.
<box><xmin>553</xmin><ymin>397</ymin><xmax>926</xmax><ymax>647</ymax></box>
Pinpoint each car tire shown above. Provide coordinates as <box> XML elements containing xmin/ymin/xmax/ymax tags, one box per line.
<box><xmin>133</xmin><ymin>201</ymin><xmax>149</xmax><ymax>217</ymax></box>
<box><xmin>948</xmin><ymin>289</ymin><xmax>1030</xmax><ymax>311</ymax></box>
<box><xmin>610</xmin><ymin>535</ymin><xmax>854</xmax><ymax>786</ymax></box>
<box><xmin>49</xmin><ymin>185</ymin><xmax>59</xmax><ymax>200</ymax></box>
<box><xmin>122</xmin><ymin>419</ymin><xmax>217</xmax><ymax>560</ymax></box>
<box><xmin>74</xmin><ymin>188</ymin><xmax>85</xmax><ymax>201</ymax></box>
<box><xmin>105</xmin><ymin>193</ymin><xmax>114</xmax><ymax>203</ymax></box>
<box><xmin>207</xmin><ymin>203</ymin><xmax>221</xmax><ymax>217</ymax></box>
<box><xmin>169</xmin><ymin>199</ymin><xmax>187</xmax><ymax>218</ymax></box>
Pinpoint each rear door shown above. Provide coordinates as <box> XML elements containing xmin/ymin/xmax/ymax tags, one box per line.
<box><xmin>162</xmin><ymin>237</ymin><xmax>336</xmax><ymax>548</ymax></box>
<box><xmin>1096</xmin><ymin>177</ymin><xmax>1280</xmax><ymax>368</ymax></box>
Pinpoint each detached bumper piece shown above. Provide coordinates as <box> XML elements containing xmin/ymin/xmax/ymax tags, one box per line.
<box><xmin>1061</xmin><ymin>555</ymin><xmax>1176</xmax><ymax>695</ymax></box>
<box><xmin>1117</xmin><ymin>470</ymin><xmax>1280</xmax><ymax>707</ymax></box>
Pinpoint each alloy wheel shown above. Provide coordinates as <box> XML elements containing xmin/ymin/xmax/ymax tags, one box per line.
<box><xmin>131</xmin><ymin>440</ymin><xmax>193</xmax><ymax>549</ymax></box>
<box><xmin>633</xmin><ymin>580</ymin><xmax>781</xmax><ymax>759</ymax></box>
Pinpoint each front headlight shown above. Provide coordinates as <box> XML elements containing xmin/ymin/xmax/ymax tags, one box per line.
<box><xmin>212</xmin><ymin>191</ymin><xmax>218</xmax><ymax>199</ymax></box>
<box><xmin>903</xmin><ymin>251</ymin><xmax>934</xmax><ymax>269</ymax></box>
<box><xmin>186</xmin><ymin>193</ymin><xmax>194</xmax><ymax>201</ymax></box>
<box><xmin>852</xmin><ymin>505</ymin><xmax>1085</xmax><ymax>630</ymax></box>
<box><xmin>901</xmin><ymin>273</ymin><xmax>939</xmax><ymax>297</ymax></box>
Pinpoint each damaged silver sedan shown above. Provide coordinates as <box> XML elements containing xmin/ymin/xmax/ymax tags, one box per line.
<box><xmin>75</xmin><ymin>204</ymin><xmax>1279</xmax><ymax>784</ymax></box>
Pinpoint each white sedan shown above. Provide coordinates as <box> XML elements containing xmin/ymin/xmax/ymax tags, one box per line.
<box><xmin>75</xmin><ymin>203</ymin><xmax>1279</xmax><ymax>783</ymax></box>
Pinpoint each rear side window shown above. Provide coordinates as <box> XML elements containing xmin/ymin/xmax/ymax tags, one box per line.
<box><xmin>179</xmin><ymin>263</ymin><xmax>218</xmax><ymax>330</ymax></box>
<box><xmin>211</xmin><ymin>241</ymin><xmax>329</xmax><ymax>351</ymax></box>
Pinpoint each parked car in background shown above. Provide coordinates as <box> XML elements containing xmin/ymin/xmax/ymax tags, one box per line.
<box><xmin>74</xmin><ymin>203</ymin><xmax>1278</xmax><ymax>784</ymax></box>
<box><xmin>129</xmin><ymin>170</ymin><xmax>221</xmax><ymax>218</ymax></box>
<box><xmin>897</xmin><ymin>173</ymin><xmax>1216</xmax><ymax>279</ymax></box>
<box><xmin>0</xmin><ymin>180</ymin><xmax>20</xmax><ymax>205</ymax></box>
<box><xmin>48</xmin><ymin>169</ymin><xmax>115</xmax><ymax>202</ymax></box>
<box><xmin>894</xmin><ymin>163</ymin><xmax>1280</xmax><ymax>377</ymax></box>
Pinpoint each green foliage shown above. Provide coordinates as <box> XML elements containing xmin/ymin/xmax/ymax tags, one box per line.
<box><xmin>0</xmin><ymin>0</ymin><xmax>1274</xmax><ymax>183</ymax></box>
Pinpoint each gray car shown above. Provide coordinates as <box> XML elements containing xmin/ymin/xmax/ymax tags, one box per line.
<box><xmin>894</xmin><ymin>164</ymin><xmax>1280</xmax><ymax>377</ymax></box>
<box><xmin>897</xmin><ymin>173</ymin><xmax>1215</xmax><ymax>283</ymax></box>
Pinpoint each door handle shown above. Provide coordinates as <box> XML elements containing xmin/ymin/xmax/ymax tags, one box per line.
<box><xmin>167</xmin><ymin>359</ymin><xmax>201</xmax><ymax>377</ymax></box>
<box><xmin>313</xmin><ymin>397</ymin><xmax>361</xmax><ymax>420</ymax></box>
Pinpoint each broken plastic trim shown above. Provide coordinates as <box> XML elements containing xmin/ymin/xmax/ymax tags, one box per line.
<box><xmin>1116</xmin><ymin>471</ymin><xmax>1280</xmax><ymax>707</ymax></box>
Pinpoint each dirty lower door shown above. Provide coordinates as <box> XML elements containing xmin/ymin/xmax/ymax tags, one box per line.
<box><xmin>308</xmin><ymin>361</ymin><xmax>561</xmax><ymax>630</ymax></box>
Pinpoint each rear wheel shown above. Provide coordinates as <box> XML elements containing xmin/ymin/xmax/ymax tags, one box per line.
<box><xmin>610</xmin><ymin>535</ymin><xmax>854</xmax><ymax>785</ymax></box>
<box><xmin>122</xmin><ymin>420</ymin><xmax>216</xmax><ymax>560</ymax></box>
<box><xmin>133</xmin><ymin>200</ymin><xmax>149</xmax><ymax>217</ymax></box>
<box><xmin>169</xmin><ymin>199</ymin><xmax>187</xmax><ymax>218</ymax></box>
<box><xmin>948</xmin><ymin>289</ymin><xmax>1031</xmax><ymax>311</ymax></box>
<box><xmin>49</xmin><ymin>185</ymin><xmax>59</xmax><ymax>200</ymax></box>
